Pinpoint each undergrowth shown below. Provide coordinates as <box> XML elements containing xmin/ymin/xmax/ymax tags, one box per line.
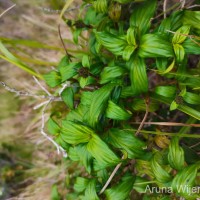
<box><xmin>1</xmin><ymin>0</ymin><xmax>200</xmax><ymax>200</ymax></box>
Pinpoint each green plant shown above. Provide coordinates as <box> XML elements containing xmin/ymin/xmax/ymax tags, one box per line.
<box><xmin>1</xmin><ymin>0</ymin><xmax>200</xmax><ymax>199</ymax></box>
<box><xmin>43</xmin><ymin>1</ymin><xmax>200</xmax><ymax>199</ymax></box>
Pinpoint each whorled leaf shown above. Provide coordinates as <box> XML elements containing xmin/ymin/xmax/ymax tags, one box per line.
<box><xmin>151</xmin><ymin>154</ymin><xmax>172</xmax><ymax>183</ymax></box>
<box><xmin>183</xmin><ymin>92</ymin><xmax>200</xmax><ymax>105</ymax></box>
<box><xmin>82</xmin><ymin>179</ymin><xmax>99</xmax><ymax>200</ymax></box>
<box><xmin>105</xmin><ymin>100</ymin><xmax>132</xmax><ymax>120</ymax></box>
<box><xmin>129</xmin><ymin>56</ymin><xmax>148</xmax><ymax>95</ymax></box>
<box><xmin>168</xmin><ymin>137</ymin><xmax>185</xmax><ymax>170</ymax></box>
<box><xmin>105</xmin><ymin>173</ymin><xmax>135</xmax><ymax>200</ymax></box>
<box><xmin>61</xmin><ymin>87</ymin><xmax>74</xmax><ymax>109</ymax></box>
<box><xmin>47</xmin><ymin>118</ymin><xmax>60</xmax><ymax>135</ymax></box>
<box><xmin>171</xmin><ymin>164</ymin><xmax>200</xmax><ymax>199</ymax></box>
<box><xmin>95</xmin><ymin>31</ymin><xmax>127</xmax><ymax>56</ymax></box>
<box><xmin>87</xmin><ymin>83</ymin><xmax>116</xmax><ymax>128</ymax></box>
<box><xmin>173</xmin><ymin>43</ymin><xmax>185</xmax><ymax>63</ymax></box>
<box><xmin>183</xmin><ymin>11</ymin><xmax>200</xmax><ymax>30</ymax></box>
<box><xmin>44</xmin><ymin>71</ymin><xmax>62</xmax><ymax>88</ymax></box>
<box><xmin>130</xmin><ymin>0</ymin><xmax>157</xmax><ymax>36</ymax></box>
<box><xmin>87</xmin><ymin>134</ymin><xmax>120</xmax><ymax>168</ymax></box>
<box><xmin>154</xmin><ymin>86</ymin><xmax>176</xmax><ymax>98</ymax></box>
<box><xmin>172</xmin><ymin>25</ymin><xmax>191</xmax><ymax>44</ymax></box>
<box><xmin>61</xmin><ymin>120</ymin><xmax>93</xmax><ymax>145</ymax></box>
<box><xmin>139</xmin><ymin>34</ymin><xmax>174</xmax><ymax>58</ymax></box>
<box><xmin>100</xmin><ymin>66</ymin><xmax>126</xmax><ymax>84</ymax></box>
<box><xmin>69</xmin><ymin>144</ymin><xmax>93</xmax><ymax>173</ymax></box>
<box><xmin>107</xmin><ymin>128</ymin><xmax>146</xmax><ymax>158</ymax></box>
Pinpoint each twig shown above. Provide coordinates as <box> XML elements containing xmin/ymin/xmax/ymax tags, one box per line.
<box><xmin>99</xmin><ymin>97</ymin><xmax>150</xmax><ymax>194</ymax></box>
<box><xmin>0</xmin><ymin>3</ymin><xmax>16</xmax><ymax>18</ymax></box>
<box><xmin>0</xmin><ymin>81</ymin><xmax>61</xmax><ymax>101</ymax></box>
<box><xmin>166</xmin><ymin>30</ymin><xmax>200</xmax><ymax>46</ymax></box>
<box><xmin>135</xmin><ymin>97</ymin><xmax>150</xmax><ymax>136</ymax></box>
<box><xmin>58</xmin><ymin>24</ymin><xmax>72</xmax><ymax>60</ymax></box>
<box><xmin>40</xmin><ymin>99</ymin><xmax>67</xmax><ymax>158</ymax></box>
<box><xmin>59</xmin><ymin>82</ymin><xmax>70</xmax><ymax>95</ymax></box>
<box><xmin>163</xmin><ymin>0</ymin><xmax>168</xmax><ymax>19</ymax></box>
<box><xmin>152</xmin><ymin>2</ymin><xmax>180</xmax><ymax>21</ymax></box>
<box><xmin>33</xmin><ymin>76</ymin><xmax>51</xmax><ymax>96</ymax></box>
<box><xmin>34</xmin><ymin>100</ymin><xmax>50</xmax><ymax>110</ymax></box>
<box><xmin>1</xmin><ymin>80</ymin><xmax>67</xmax><ymax>157</ymax></box>
<box><xmin>190</xmin><ymin>141</ymin><xmax>200</xmax><ymax>149</ymax></box>
<box><xmin>99</xmin><ymin>155</ymin><xmax>125</xmax><ymax>194</ymax></box>
<box><xmin>131</xmin><ymin>122</ymin><xmax>200</xmax><ymax>127</ymax></box>
<box><xmin>180</xmin><ymin>0</ymin><xmax>186</xmax><ymax>9</ymax></box>
<box><xmin>186</xmin><ymin>4</ymin><xmax>200</xmax><ymax>9</ymax></box>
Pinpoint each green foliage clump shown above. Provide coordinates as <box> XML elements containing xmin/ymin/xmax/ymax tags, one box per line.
<box><xmin>44</xmin><ymin>0</ymin><xmax>200</xmax><ymax>199</ymax></box>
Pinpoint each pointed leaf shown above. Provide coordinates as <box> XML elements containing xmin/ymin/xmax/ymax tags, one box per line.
<box><xmin>105</xmin><ymin>173</ymin><xmax>135</xmax><ymax>200</ymax></box>
<box><xmin>100</xmin><ymin>66</ymin><xmax>126</xmax><ymax>84</ymax></box>
<box><xmin>130</xmin><ymin>0</ymin><xmax>157</xmax><ymax>36</ymax></box>
<box><xmin>61</xmin><ymin>121</ymin><xmax>93</xmax><ymax>145</ymax></box>
<box><xmin>168</xmin><ymin>137</ymin><xmax>184</xmax><ymax>170</ymax></box>
<box><xmin>61</xmin><ymin>87</ymin><xmax>74</xmax><ymax>109</ymax></box>
<box><xmin>139</xmin><ymin>34</ymin><xmax>173</xmax><ymax>58</ymax></box>
<box><xmin>87</xmin><ymin>134</ymin><xmax>120</xmax><ymax>168</ymax></box>
<box><xmin>130</xmin><ymin>57</ymin><xmax>148</xmax><ymax>95</ymax></box>
<box><xmin>47</xmin><ymin>118</ymin><xmax>60</xmax><ymax>135</ymax></box>
<box><xmin>106</xmin><ymin>101</ymin><xmax>132</xmax><ymax>120</ymax></box>
<box><xmin>44</xmin><ymin>71</ymin><xmax>62</xmax><ymax>87</ymax></box>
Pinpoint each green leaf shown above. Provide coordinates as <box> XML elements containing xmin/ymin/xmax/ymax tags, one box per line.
<box><xmin>183</xmin><ymin>92</ymin><xmax>200</xmax><ymax>105</ymax></box>
<box><xmin>73</xmin><ymin>28</ymin><xmax>82</xmax><ymax>44</ymax></box>
<box><xmin>151</xmin><ymin>154</ymin><xmax>172</xmax><ymax>183</ymax></box>
<box><xmin>105</xmin><ymin>173</ymin><xmax>135</xmax><ymax>200</ymax></box>
<box><xmin>171</xmin><ymin>164</ymin><xmax>200</xmax><ymax>199</ymax></box>
<box><xmin>47</xmin><ymin>118</ymin><xmax>60</xmax><ymax>135</ymax></box>
<box><xmin>126</xmin><ymin>27</ymin><xmax>137</xmax><ymax>46</ymax></box>
<box><xmin>172</xmin><ymin>25</ymin><xmax>191</xmax><ymax>44</ymax></box>
<box><xmin>122</xmin><ymin>45</ymin><xmax>136</xmax><ymax>61</ymax></box>
<box><xmin>157</xmin><ymin>59</ymin><xmax>175</xmax><ymax>75</ymax></box>
<box><xmin>106</xmin><ymin>101</ymin><xmax>132</xmax><ymax>120</ymax></box>
<box><xmin>82</xmin><ymin>179</ymin><xmax>99</xmax><ymax>200</ymax></box>
<box><xmin>44</xmin><ymin>71</ymin><xmax>62</xmax><ymax>87</ymax></box>
<box><xmin>132</xmin><ymin>98</ymin><xmax>159</xmax><ymax>112</ymax></box>
<box><xmin>87</xmin><ymin>84</ymin><xmax>116</xmax><ymax>128</ymax></box>
<box><xmin>139</xmin><ymin>34</ymin><xmax>174</xmax><ymax>58</ymax></box>
<box><xmin>74</xmin><ymin>177</ymin><xmax>89</xmax><ymax>192</ymax></box>
<box><xmin>151</xmin><ymin>93</ymin><xmax>200</xmax><ymax>120</ymax></box>
<box><xmin>57</xmin><ymin>55</ymin><xmax>70</xmax><ymax>70</ymax></box>
<box><xmin>129</xmin><ymin>57</ymin><xmax>148</xmax><ymax>95</ymax></box>
<box><xmin>79</xmin><ymin>76</ymin><xmax>95</xmax><ymax>88</ymax></box>
<box><xmin>154</xmin><ymin>86</ymin><xmax>176</xmax><ymax>98</ymax></box>
<box><xmin>182</xmin><ymin>38</ymin><xmax>200</xmax><ymax>55</ymax></box>
<box><xmin>82</xmin><ymin>55</ymin><xmax>90</xmax><ymax>68</ymax></box>
<box><xmin>183</xmin><ymin>11</ymin><xmax>200</xmax><ymax>30</ymax></box>
<box><xmin>61</xmin><ymin>121</ymin><xmax>93</xmax><ymax>145</ymax></box>
<box><xmin>59</xmin><ymin>62</ymin><xmax>80</xmax><ymax>82</ymax></box>
<box><xmin>0</xmin><ymin>42</ymin><xmax>43</xmax><ymax>79</ymax></box>
<box><xmin>51</xmin><ymin>185</ymin><xmax>61</xmax><ymax>200</ymax></box>
<box><xmin>107</xmin><ymin>129</ymin><xmax>146</xmax><ymax>158</ymax></box>
<box><xmin>73</xmin><ymin>144</ymin><xmax>93</xmax><ymax>173</ymax></box>
<box><xmin>95</xmin><ymin>32</ymin><xmax>127</xmax><ymax>56</ymax></box>
<box><xmin>61</xmin><ymin>87</ymin><xmax>74</xmax><ymax>109</ymax></box>
<box><xmin>87</xmin><ymin>134</ymin><xmax>120</xmax><ymax>168</ymax></box>
<box><xmin>170</xmin><ymin>100</ymin><xmax>178</xmax><ymax>111</ymax></box>
<box><xmin>93</xmin><ymin>0</ymin><xmax>107</xmax><ymax>13</ymax></box>
<box><xmin>168</xmin><ymin>137</ymin><xmax>184</xmax><ymax>170</ymax></box>
<box><xmin>133</xmin><ymin>177</ymin><xmax>150</xmax><ymax>193</ymax></box>
<box><xmin>156</xmin><ymin>58</ymin><xmax>168</xmax><ymax>71</ymax></box>
<box><xmin>130</xmin><ymin>0</ymin><xmax>157</xmax><ymax>36</ymax></box>
<box><xmin>173</xmin><ymin>43</ymin><xmax>185</xmax><ymax>63</ymax></box>
<box><xmin>100</xmin><ymin>66</ymin><xmax>126</xmax><ymax>84</ymax></box>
